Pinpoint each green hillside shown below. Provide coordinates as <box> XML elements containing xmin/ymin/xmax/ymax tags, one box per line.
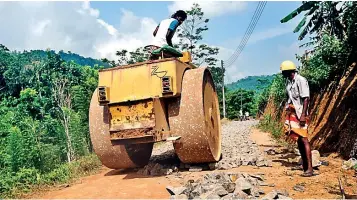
<box><xmin>24</xmin><ymin>50</ymin><xmax>109</xmax><ymax>67</ymax></box>
<box><xmin>226</xmin><ymin>75</ymin><xmax>275</xmax><ymax>91</ymax></box>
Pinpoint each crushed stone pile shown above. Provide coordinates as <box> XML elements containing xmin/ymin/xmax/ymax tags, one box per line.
<box><xmin>166</xmin><ymin>172</ymin><xmax>292</xmax><ymax>199</ymax></box>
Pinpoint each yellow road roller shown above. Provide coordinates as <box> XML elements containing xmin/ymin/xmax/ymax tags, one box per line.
<box><xmin>89</xmin><ymin>45</ymin><xmax>222</xmax><ymax>169</ymax></box>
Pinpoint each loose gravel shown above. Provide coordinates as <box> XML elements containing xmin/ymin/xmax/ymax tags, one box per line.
<box><xmin>137</xmin><ymin>120</ymin><xmax>272</xmax><ymax>176</ymax></box>
<box><xmin>167</xmin><ymin>172</ymin><xmax>291</xmax><ymax>199</ymax></box>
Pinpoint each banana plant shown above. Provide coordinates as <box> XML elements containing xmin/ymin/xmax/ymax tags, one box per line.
<box><xmin>281</xmin><ymin>1</ymin><xmax>345</xmax><ymax>41</ymax></box>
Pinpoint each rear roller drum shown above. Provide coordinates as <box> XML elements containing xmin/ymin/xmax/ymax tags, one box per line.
<box><xmin>170</xmin><ymin>67</ymin><xmax>222</xmax><ymax>163</ymax></box>
<box><xmin>89</xmin><ymin>89</ymin><xmax>153</xmax><ymax>169</ymax></box>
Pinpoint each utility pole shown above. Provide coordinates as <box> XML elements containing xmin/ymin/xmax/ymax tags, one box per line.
<box><xmin>221</xmin><ymin>60</ymin><xmax>226</xmax><ymax>119</ymax></box>
<box><xmin>241</xmin><ymin>89</ymin><xmax>243</xmax><ymax>112</ymax></box>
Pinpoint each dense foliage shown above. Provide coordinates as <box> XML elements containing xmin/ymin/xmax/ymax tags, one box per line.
<box><xmin>0</xmin><ymin>46</ymin><xmax>103</xmax><ymax>197</ymax></box>
<box><xmin>225</xmin><ymin>89</ymin><xmax>255</xmax><ymax>119</ymax></box>
<box><xmin>258</xmin><ymin>1</ymin><xmax>357</xmax><ymax>138</ymax></box>
<box><xmin>13</xmin><ymin>49</ymin><xmax>109</xmax><ymax>68</ymax></box>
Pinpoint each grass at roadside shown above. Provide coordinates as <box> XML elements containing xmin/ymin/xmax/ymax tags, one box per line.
<box><xmin>256</xmin><ymin>114</ymin><xmax>298</xmax><ymax>151</ymax></box>
<box><xmin>256</xmin><ymin>114</ymin><xmax>284</xmax><ymax>139</ymax></box>
<box><xmin>0</xmin><ymin>154</ymin><xmax>102</xmax><ymax>198</ymax></box>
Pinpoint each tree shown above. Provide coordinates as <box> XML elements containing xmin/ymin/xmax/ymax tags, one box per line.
<box><xmin>281</xmin><ymin>1</ymin><xmax>346</xmax><ymax>42</ymax></box>
<box><xmin>115</xmin><ymin>50</ymin><xmax>129</xmax><ymax>65</ymax></box>
<box><xmin>225</xmin><ymin>88</ymin><xmax>255</xmax><ymax>119</ymax></box>
<box><xmin>101</xmin><ymin>58</ymin><xmax>116</xmax><ymax>68</ymax></box>
<box><xmin>0</xmin><ymin>44</ymin><xmax>13</xmax><ymax>94</ymax></box>
<box><xmin>342</xmin><ymin>1</ymin><xmax>357</xmax><ymax>58</ymax></box>
<box><xmin>0</xmin><ymin>46</ymin><xmax>105</xmax><ymax>197</ymax></box>
<box><xmin>176</xmin><ymin>3</ymin><xmax>219</xmax><ymax>67</ymax></box>
<box><xmin>175</xmin><ymin>3</ymin><xmax>225</xmax><ymax>116</ymax></box>
<box><xmin>113</xmin><ymin>47</ymin><xmax>149</xmax><ymax>66</ymax></box>
<box><xmin>52</xmin><ymin>78</ymin><xmax>74</xmax><ymax>162</ymax></box>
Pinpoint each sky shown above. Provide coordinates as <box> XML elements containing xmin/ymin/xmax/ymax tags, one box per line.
<box><xmin>0</xmin><ymin>1</ymin><xmax>307</xmax><ymax>83</ymax></box>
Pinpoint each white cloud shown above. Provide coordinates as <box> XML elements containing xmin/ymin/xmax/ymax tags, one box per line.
<box><xmin>214</xmin><ymin>46</ymin><xmax>248</xmax><ymax>83</ymax></box>
<box><xmin>168</xmin><ymin>1</ymin><xmax>247</xmax><ymax>18</ymax></box>
<box><xmin>0</xmin><ymin>1</ymin><xmax>158</xmax><ymax>61</ymax></box>
<box><xmin>229</xmin><ymin>15</ymin><xmax>302</xmax><ymax>48</ymax></box>
<box><xmin>118</xmin><ymin>8</ymin><xmax>142</xmax><ymax>34</ymax></box>
<box><xmin>32</xmin><ymin>19</ymin><xmax>51</xmax><ymax>36</ymax></box>
<box><xmin>249</xmin><ymin>27</ymin><xmax>294</xmax><ymax>45</ymax></box>
<box><xmin>277</xmin><ymin>41</ymin><xmax>306</xmax><ymax>69</ymax></box>
<box><xmin>0</xmin><ymin>1</ymin><xmax>250</xmax><ymax>83</ymax></box>
<box><xmin>81</xmin><ymin>0</ymin><xmax>100</xmax><ymax>17</ymax></box>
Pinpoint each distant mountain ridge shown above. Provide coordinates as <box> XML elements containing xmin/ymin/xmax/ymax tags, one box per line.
<box><xmin>27</xmin><ymin>50</ymin><xmax>109</xmax><ymax>67</ymax></box>
<box><xmin>226</xmin><ymin>75</ymin><xmax>274</xmax><ymax>91</ymax></box>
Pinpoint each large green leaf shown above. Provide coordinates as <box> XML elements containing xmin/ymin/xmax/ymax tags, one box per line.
<box><xmin>298</xmin><ymin>19</ymin><xmax>314</xmax><ymax>40</ymax></box>
<box><xmin>280</xmin><ymin>1</ymin><xmax>317</xmax><ymax>23</ymax></box>
<box><xmin>293</xmin><ymin>16</ymin><xmax>307</xmax><ymax>33</ymax></box>
<box><xmin>306</xmin><ymin>5</ymin><xmax>319</xmax><ymax>16</ymax></box>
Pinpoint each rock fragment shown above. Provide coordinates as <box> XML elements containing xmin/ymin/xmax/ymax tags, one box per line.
<box><xmin>189</xmin><ymin>166</ymin><xmax>203</xmax><ymax>172</ymax></box>
<box><xmin>293</xmin><ymin>184</ymin><xmax>305</xmax><ymax>192</ymax></box>
<box><xmin>166</xmin><ymin>186</ymin><xmax>186</xmax><ymax>195</ymax></box>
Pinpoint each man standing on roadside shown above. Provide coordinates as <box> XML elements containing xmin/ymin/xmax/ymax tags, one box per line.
<box><xmin>245</xmin><ymin>111</ymin><xmax>249</xmax><ymax>120</ymax></box>
<box><xmin>239</xmin><ymin>109</ymin><xmax>243</xmax><ymax>121</ymax></box>
<box><xmin>280</xmin><ymin>60</ymin><xmax>315</xmax><ymax>177</ymax></box>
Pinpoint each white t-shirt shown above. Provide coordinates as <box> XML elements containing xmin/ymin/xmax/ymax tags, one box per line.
<box><xmin>152</xmin><ymin>18</ymin><xmax>179</xmax><ymax>47</ymax></box>
<box><xmin>286</xmin><ymin>73</ymin><xmax>310</xmax><ymax>119</ymax></box>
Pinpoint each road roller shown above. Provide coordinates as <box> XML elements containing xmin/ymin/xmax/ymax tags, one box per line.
<box><xmin>89</xmin><ymin>45</ymin><xmax>222</xmax><ymax>169</ymax></box>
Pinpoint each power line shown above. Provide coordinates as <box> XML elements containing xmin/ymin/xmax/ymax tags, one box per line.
<box><xmin>220</xmin><ymin>1</ymin><xmax>267</xmax><ymax>116</ymax></box>
<box><xmin>225</xmin><ymin>1</ymin><xmax>267</xmax><ymax>67</ymax></box>
<box><xmin>225</xmin><ymin>1</ymin><xmax>264</xmax><ymax>66</ymax></box>
<box><xmin>225</xmin><ymin>1</ymin><xmax>266</xmax><ymax>67</ymax></box>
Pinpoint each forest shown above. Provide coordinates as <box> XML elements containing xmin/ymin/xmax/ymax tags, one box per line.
<box><xmin>0</xmin><ymin>3</ymin><xmax>264</xmax><ymax>197</ymax></box>
<box><xmin>0</xmin><ymin>44</ymin><xmax>103</xmax><ymax>197</ymax></box>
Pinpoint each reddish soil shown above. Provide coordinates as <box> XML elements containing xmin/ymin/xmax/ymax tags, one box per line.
<box><xmin>250</xmin><ymin>128</ymin><xmax>357</xmax><ymax>199</ymax></box>
<box><xmin>309</xmin><ymin>63</ymin><xmax>357</xmax><ymax>158</ymax></box>
<box><xmin>30</xmin><ymin>127</ymin><xmax>357</xmax><ymax>199</ymax></box>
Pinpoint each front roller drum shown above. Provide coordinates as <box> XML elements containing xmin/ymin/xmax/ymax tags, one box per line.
<box><xmin>89</xmin><ymin>89</ymin><xmax>153</xmax><ymax>169</ymax></box>
<box><xmin>171</xmin><ymin>67</ymin><xmax>222</xmax><ymax>163</ymax></box>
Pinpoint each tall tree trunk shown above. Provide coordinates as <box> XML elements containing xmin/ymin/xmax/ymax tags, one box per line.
<box><xmin>63</xmin><ymin>113</ymin><xmax>73</xmax><ymax>162</ymax></box>
<box><xmin>52</xmin><ymin>78</ymin><xmax>75</xmax><ymax>162</ymax></box>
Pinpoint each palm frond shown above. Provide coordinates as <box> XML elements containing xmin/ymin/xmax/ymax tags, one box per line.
<box><xmin>298</xmin><ymin>18</ymin><xmax>314</xmax><ymax>40</ymax></box>
<box><xmin>280</xmin><ymin>1</ymin><xmax>317</xmax><ymax>23</ymax></box>
<box><xmin>294</xmin><ymin>16</ymin><xmax>307</xmax><ymax>33</ymax></box>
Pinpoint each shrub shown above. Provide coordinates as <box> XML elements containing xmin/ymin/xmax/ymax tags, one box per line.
<box><xmin>257</xmin><ymin>114</ymin><xmax>284</xmax><ymax>140</ymax></box>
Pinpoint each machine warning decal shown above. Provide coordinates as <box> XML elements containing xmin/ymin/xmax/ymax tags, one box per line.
<box><xmin>151</xmin><ymin>65</ymin><xmax>167</xmax><ymax>78</ymax></box>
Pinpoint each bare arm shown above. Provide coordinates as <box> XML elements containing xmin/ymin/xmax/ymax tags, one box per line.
<box><xmin>300</xmin><ymin>97</ymin><xmax>309</xmax><ymax>126</ymax></box>
<box><xmin>302</xmin><ymin>97</ymin><xmax>309</xmax><ymax>116</ymax></box>
<box><xmin>153</xmin><ymin>26</ymin><xmax>159</xmax><ymax>37</ymax></box>
<box><xmin>166</xmin><ymin>29</ymin><xmax>175</xmax><ymax>47</ymax></box>
<box><xmin>297</xmin><ymin>76</ymin><xmax>310</xmax><ymax>125</ymax></box>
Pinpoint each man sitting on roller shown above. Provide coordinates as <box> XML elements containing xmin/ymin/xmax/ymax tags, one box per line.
<box><xmin>152</xmin><ymin>10</ymin><xmax>187</xmax><ymax>48</ymax></box>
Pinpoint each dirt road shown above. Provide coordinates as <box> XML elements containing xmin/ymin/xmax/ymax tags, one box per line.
<box><xmin>32</xmin><ymin>120</ymin><xmax>357</xmax><ymax>199</ymax></box>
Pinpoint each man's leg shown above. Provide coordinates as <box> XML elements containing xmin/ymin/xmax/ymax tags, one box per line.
<box><xmin>301</xmin><ymin>137</ymin><xmax>313</xmax><ymax>173</ymax></box>
<box><xmin>297</xmin><ymin>137</ymin><xmax>307</xmax><ymax>171</ymax></box>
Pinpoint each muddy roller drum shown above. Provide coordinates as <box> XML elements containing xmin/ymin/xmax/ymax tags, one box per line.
<box><xmin>89</xmin><ymin>89</ymin><xmax>153</xmax><ymax>169</ymax></box>
<box><xmin>171</xmin><ymin>67</ymin><xmax>222</xmax><ymax>163</ymax></box>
